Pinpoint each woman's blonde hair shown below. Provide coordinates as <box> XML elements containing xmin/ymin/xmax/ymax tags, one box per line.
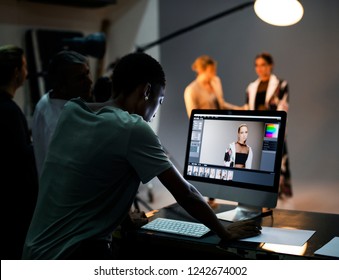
<box><xmin>191</xmin><ymin>55</ymin><xmax>217</xmax><ymax>73</ymax></box>
<box><xmin>238</xmin><ymin>123</ymin><xmax>248</xmax><ymax>133</ymax></box>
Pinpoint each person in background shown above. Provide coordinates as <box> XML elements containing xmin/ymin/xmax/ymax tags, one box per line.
<box><xmin>184</xmin><ymin>55</ymin><xmax>241</xmax><ymax>117</ymax></box>
<box><xmin>23</xmin><ymin>52</ymin><xmax>261</xmax><ymax>260</ymax></box>
<box><xmin>32</xmin><ymin>50</ymin><xmax>146</xmax><ymax>242</ymax></box>
<box><xmin>91</xmin><ymin>58</ymin><xmax>120</xmax><ymax>103</ymax></box>
<box><xmin>224</xmin><ymin>124</ymin><xmax>253</xmax><ymax>169</ymax></box>
<box><xmin>31</xmin><ymin>50</ymin><xmax>93</xmax><ymax>178</ymax></box>
<box><xmin>0</xmin><ymin>45</ymin><xmax>38</xmax><ymax>259</ymax></box>
<box><xmin>91</xmin><ymin>76</ymin><xmax>112</xmax><ymax>102</ymax></box>
<box><xmin>184</xmin><ymin>55</ymin><xmax>242</xmax><ymax>207</ymax></box>
<box><xmin>244</xmin><ymin>52</ymin><xmax>292</xmax><ymax>198</ymax></box>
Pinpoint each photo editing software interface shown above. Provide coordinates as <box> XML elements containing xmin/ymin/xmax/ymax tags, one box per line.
<box><xmin>184</xmin><ymin>110</ymin><xmax>285</xmax><ymax>193</ymax></box>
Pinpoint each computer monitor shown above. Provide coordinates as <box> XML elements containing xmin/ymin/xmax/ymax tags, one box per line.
<box><xmin>183</xmin><ymin>109</ymin><xmax>287</xmax><ymax>222</ymax></box>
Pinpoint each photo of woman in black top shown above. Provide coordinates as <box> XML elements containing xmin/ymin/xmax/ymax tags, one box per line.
<box><xmin>224</xmin><ymin>124</ymin><xmax>253</xmax><ymax>169</ymax></box>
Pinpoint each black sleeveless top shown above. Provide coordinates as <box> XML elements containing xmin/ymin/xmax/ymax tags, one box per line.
<box><xmin>255</xmin><ymin>80</ymin><xmax>269</xmax><ymax>110</ymax></box>
<box><xmin>235</xmin><ymin>152</ymin><xmax>248</xmax><ymax>165</ymax></box>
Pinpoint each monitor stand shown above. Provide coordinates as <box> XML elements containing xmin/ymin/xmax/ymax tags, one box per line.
<box><xmin>216</xmin><ymin>203</ymin><xmax>271</xmax><ymax>222</ymax></box>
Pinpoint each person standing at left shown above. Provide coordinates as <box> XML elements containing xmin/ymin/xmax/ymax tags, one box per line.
<box><xmin>184</xmin><ymin>55</ymin><xmax>241</xmax><ymax>207</ymax></box>
<box><xmin>184</xmin><ymin>55</ymin><xmax>241</xmax><ymax>117</ymax></box>
<box><xmin>0</xmin><ymin>45</ymin><xmax>39</xmax><ymax>259</ymax></box>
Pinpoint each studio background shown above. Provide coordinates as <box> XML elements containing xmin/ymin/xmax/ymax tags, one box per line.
<box><xmin>157</xmin><ymin>0</ymin><xmax>339</xmax><ymax>196</ymax></box>
<box><xmin>1</xmin><ymin>0</ymin><xmax>338</xmax><ymax>213</ymax></box>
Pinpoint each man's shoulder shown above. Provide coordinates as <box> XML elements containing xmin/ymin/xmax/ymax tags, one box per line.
<box><xmin>34</xmin><ymin>93</ymin><xmax>49</xmax><ymax>110</ymax></box>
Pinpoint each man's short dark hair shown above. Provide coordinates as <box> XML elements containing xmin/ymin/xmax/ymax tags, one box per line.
<box><xmin>0</xmin><ymin>45</ymin><xmax>24</xmax><ymax>86</ymax></box>
<box><xmin>48</xmin><ymin>50</ymin><xmax>88</xmax><ymax>88</ymax></box>
<box><xmin>112</xmin><ymin>52</ymin><xmax>166</xmax><ymax>97</ymax></box>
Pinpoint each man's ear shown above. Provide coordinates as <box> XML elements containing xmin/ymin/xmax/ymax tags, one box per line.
<box><xmin>143</xmin><ymin>83</ymin><xmax>152</xmax><ymax>100</ymax></box>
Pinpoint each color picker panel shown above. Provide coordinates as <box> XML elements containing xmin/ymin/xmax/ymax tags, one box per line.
<box><xmin>265</xmin><ymin>124</ymin><xmax>279</xmax><ymax>138</ymax></box>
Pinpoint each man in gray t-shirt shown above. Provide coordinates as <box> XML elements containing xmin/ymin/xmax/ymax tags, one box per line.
<box><xmin>23</xmin><ymin>52</ymin><xmax>260</xmax><ymax>260</ymax></box>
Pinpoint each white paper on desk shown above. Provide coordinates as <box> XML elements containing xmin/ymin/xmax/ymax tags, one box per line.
<box><xmin>239</xmin><ymin>227</ymin><xmax>316</xmax><ymax>246</ymax></box>
<box><xmin>314</xmin><ymin>237</ymin><xmax>339</xmax><ymax>258</ymax></box>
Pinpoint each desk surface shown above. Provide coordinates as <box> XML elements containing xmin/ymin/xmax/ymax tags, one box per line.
<box><xmin>120</xmin><ymin>203</ymin><xmax>339</xmax><ymax>260</ymax></box>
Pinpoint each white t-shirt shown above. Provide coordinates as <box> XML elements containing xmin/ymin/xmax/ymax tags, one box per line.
<box><xmin>31</xmin><ymin>92</ymin><xmax>68</xmax><ymax>177</ymax></box>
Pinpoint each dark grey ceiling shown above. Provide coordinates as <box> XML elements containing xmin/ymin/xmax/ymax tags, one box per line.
<box><xmin>22</xmin><ymin>0</ymin><xmax>117</xmax><ymax>8</ymax></box>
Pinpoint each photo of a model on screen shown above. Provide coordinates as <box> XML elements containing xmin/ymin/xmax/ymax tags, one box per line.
<box><xmin>224</xmin><ymin>124</ymin><xmax>253</xmax><ymax>169</ymax></box>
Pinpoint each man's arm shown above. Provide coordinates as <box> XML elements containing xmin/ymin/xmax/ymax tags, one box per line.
<box><xmin>157</xmin><ymin>166</ymin><xmax>261</xmax><ymax>240</ymax></box>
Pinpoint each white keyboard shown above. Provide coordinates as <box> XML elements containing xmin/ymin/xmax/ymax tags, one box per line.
<box><xmin>141</xmin><ymin>217</ymin><xmax>210</xmax><ymax>238</ymax></box>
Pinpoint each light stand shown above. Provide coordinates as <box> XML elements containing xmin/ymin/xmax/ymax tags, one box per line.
<box><xmin>136</xmin><ymin>0</ymin><xmax>304</xmax><ymax>52</ymax></box>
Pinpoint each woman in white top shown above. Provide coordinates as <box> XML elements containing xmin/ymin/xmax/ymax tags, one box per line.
<box><xmin>244</xmin><ymin>52</ymin><xmax>292</xmax><ymax>198</ymax></box>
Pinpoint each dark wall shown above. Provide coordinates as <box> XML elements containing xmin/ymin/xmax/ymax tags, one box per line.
<box><xmin>158</xmin><ymin>0</ymin><xmax>339</xmax><ymax>185</ymax></box>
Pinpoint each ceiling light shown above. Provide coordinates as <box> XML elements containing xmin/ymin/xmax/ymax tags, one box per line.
<box><xmin>254</xmin><ymin>0</ymin><xmax>304</xmax><ymax>26</ymax></box>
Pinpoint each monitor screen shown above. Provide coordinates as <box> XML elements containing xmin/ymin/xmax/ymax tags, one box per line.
<box><xmin>183</xmin><ymin>109</ymin><xmax>287</xmax><ymax>221</ymax></box>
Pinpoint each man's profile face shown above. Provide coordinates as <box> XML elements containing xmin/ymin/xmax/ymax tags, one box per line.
<box><xmin>143</xmin><ymin>84</ymin><xmax>165</xmax><ymax>122</ymax></box>
<box><xmin>17</xmin><ymin>56</ymin><xmax>28</xmax><ymax>87</ymax></box>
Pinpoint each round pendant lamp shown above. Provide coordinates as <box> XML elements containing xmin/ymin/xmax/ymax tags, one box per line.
<box><xmin>254</xmin><ymin>0</ymin><xmax>304</xmax><ymax>26</ymax></box>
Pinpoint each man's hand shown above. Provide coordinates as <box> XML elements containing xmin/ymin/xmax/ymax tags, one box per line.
<box><xmin>129</xmin><ymin>209</ymin><xmax>148</xmax><ymax>228</ymax></box>
<box><xmin>121</xmin><ymin>209</ymin><xmax>148</xmax><ymax>231</ymax></box>
<box><xmin>224</xmin><ymin>220</ymin><xmax>262</xmax><ymax>240</ymax></box>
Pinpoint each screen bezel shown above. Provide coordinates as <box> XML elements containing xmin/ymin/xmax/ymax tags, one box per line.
<box><xmin>183</xmin><ymin>109</ymin><xmax>287</xmax><ymax>196</ymax></box>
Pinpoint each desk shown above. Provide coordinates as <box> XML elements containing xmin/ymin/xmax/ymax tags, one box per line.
<box><xmin>119</xmin><ymin>203</ymin><xmax>339</xmax><ymax>260</ymax></box>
